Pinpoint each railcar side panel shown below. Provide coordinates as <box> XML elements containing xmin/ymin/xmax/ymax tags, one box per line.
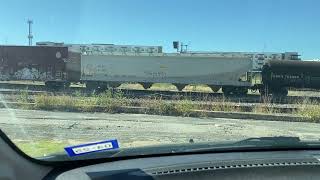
<box><xmin>81</xmin><ymin>54</ymin><xmax>252</xmax><ymax>87</ymax></box>
<box><xmin>262</xmin><ymin>60</ymin><xmax>320</xmax><ymax>89</ymax></box>
<box><xmin>0</xmin><ymin>46</ymin><xmax>68</xmax><ymax>81</ymax></box>
<box><xmin>65</xmin><ymin>51</ymin><xmax>81</xmax><ymax>82</ymax></box>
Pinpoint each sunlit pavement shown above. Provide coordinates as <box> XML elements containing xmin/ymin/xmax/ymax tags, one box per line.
<box><xmin>1</xmin><ymin>109</ymin><xmax>320</xmax><ymax>148</ymax></box>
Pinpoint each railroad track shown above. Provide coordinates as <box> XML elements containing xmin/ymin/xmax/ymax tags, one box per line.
<box><xmin>0</xmin><ymin>82</ymin><xmax>319</xmax><ymax>104</ymax></box>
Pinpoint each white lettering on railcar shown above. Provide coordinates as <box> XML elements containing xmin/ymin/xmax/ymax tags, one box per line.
<box><xmin>144</xmin><ymin>71</ymin><xmax>167</xmax><ymax>78</ymax></box>
<box><xmin>272</xmin><ymin>74</ymin><xmax>300</xmax><ymax>79</ymax></box>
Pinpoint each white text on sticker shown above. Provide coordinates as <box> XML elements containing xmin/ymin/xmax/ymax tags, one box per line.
<box><xmin>72</xmin><ymin>142</ymin><xmax>113</xmax><ymax>154</ymax></box>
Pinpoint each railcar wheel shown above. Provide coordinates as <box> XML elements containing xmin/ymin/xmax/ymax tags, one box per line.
<box><xmin>272</xmin><ymin>88</ymin><xmax>288</xmax><ymax>97</ymax></box>
<box><xmin>209</xmin><ymin>86</ymin><xmax>221</xmax><ymax>93</ymax></box>
<box><xmin>222</xmin><ymin>86</ymin><xmax>233</xmax><ymax>96</ymax></box>
<box><xmin>64</xmin><ymin>82</ymin><xmax>71</xmax><ymax>88</ymax></box>
<box><xmin>86</xmin><ymin>81</ymin><xmax>100</xmax><ymax>90</ymax></box>
<box><xmin>141</xmin><ymin>83</ymin><xmax>153</xmax><ymax>90</ymax></box>
<box><xmin>259</xmin><ymin>87</ymin><xmax>267</xmax><ymax>96</ymax></box>
<box><xmin>222</xmin><ymin>86</ymin><xmax>248</xmax><ymax>96</ymax></box>
<box><xmin>107</xmin><ymin>82</ymin><xmax>121</xmax><ymax>89</ymax></box>
<box><xmin>175</xmin><ymin>84</ymin><xmax>186</xmax><ymax>91</ymax></box>
<box><xmin>45</xmin><ymin>81</ymin><xmax>70</xmax><ymax>90</ymax></box>
<box><xmin>235</xmin><ymin>88</ymin><xmax>248</xmax><ymax>96</ymax></box>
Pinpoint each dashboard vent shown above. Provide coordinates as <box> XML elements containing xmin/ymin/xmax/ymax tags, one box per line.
<box><xmin>151</xmin><ymin>161</ymin><xmax>320</xmax><ymax>175</ymax></box>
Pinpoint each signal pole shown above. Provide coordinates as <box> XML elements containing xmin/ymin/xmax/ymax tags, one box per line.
<box><xmin>180</xmin><ymin>42</ymin><xmax>188</xmax><ymax>53</ymax></box>
<box><xmin>27</xmin><ymin>19</ymin><xmax>33</xmax><ymax>46</ymax></box>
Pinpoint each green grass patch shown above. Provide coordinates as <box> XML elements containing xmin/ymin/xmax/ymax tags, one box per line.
<box><xmin>250</xmin><ymin>95</ymin><xmax>281</xmax><ymax>114</ymax></box>
<box><xmin>175</xmin><ymin>99</ymin><xmax>198</xmax><ymax>116</ymax></box>
<box><xmin>208</xmin><ymin>97</ymin><xmax>246</xmax><ymax>112</ymax></box>
<box><xmin>295</xmin><ymin>99</ymin><xmax>320</xmax><ymax>122</ymax></box>
<box><xmin>17</xmin><ymin>90</ymin><xmax>30</xmax><ymax>103</ymax></box>
<box><xmin>15</xmin><ymin>92</ymin><xmax>292</xmax><ymax>117</ymax></box>
<box><xmin>141</xmin><ymin>98</ymin><xmax>200</xmax><ymax>117</ymax></box>
<box><xmin>142</xmin><ymin>98</ymin><xmax>177</xmax><ymax>115</ymax></box>
<box><xmin>211</xmin><ymin>102</ymin><xmax>243</xmax><ymax>112</ymax></box>
<box><xmin>298</xmin><ymin>106</ymin><xmax>320</xmax><ymax>122</ymax></box>
<box><xmin>33</xmin><ymin>90</ymin><xmax>130</xmax><ymax>113</ymax></box>
<box><xmin>34</xmin><ymin>94</ymin><xmax>78</xmax><ymax>111</ymax></box>
<box><xmin>16</xmin><ymin>90</ymin><xmax>33</xmax><ymax>109</ymax></box>
<box><xmin>15</xmin><ymin>140</ymin><xmax>66</xmax><ymax>157</ymax></box>
<box><xmin>252</xmin><ymin>104</ymin><xmax>281</xmax><ymax>114</ymax></box>
<box><xmin>13</xmin><ymin>89</ymin><xmax>320</xmax><ymax>121</ymax></box>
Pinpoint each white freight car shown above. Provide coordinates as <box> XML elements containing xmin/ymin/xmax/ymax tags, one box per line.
<box><xmin>188</xmin><ymin>51</ymin><xmax>300</xmax><ymax>70</ymax></box>
<box><xmin>81</xmin><ymin>53</ymin><xmax>253</xmax><ymax>95</ymax></box>
<box><xmin>36</xmin><ymin>42</ymin><xmax>163</xmax><ymax>54</ymax></box>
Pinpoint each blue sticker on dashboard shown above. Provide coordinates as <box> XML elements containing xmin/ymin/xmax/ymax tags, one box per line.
<box><xmin>64</xmin><ymin>139</ymin><xmax>119</xmax><ymax>157</ymax></box>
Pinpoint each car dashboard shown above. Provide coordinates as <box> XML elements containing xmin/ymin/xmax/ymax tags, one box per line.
<box><xmin>46</xmin><ymin>150</ymin><xmax>320</xmax><ymax>180</ymax></box>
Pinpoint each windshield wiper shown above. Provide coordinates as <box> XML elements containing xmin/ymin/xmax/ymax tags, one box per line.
<box><xmin>180</xmin><ymin>136</ymin><xmax>314</xmax><ymax>153</ymax></box>
<box><xmin>236</xmin><ymin>136</ymin><xmax>303</xmax><ymax>145</ymax></box>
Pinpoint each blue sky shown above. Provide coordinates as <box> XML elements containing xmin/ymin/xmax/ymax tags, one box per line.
<box><xmin>0</xmin><ymin>0</ymin><xmax>319</xmax><ymax>59</ymax></box>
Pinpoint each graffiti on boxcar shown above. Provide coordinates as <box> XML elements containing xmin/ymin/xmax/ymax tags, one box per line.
<box><xmin>0</xmin><ymin>67</ymin><xmax>55</xmax><ymax>81</ymax></box>
<box><xmin>13</xmin><ymin>68</ymin><xmax>54</xmax><ymax>80</ymax></box>
<box><xmin>0</xmin><ymin>45</ymin><xmax>68</xmax><ymax>81</ymax></box>
<box><xmin>0</xmin><ymin>71</ymin><xmax>9</xmax><ymax>80</ymax></box>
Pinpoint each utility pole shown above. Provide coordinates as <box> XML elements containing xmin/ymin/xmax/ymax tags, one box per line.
<box><xmin>27</xmin><ymin>19</ymin><xmax>33</xmax><ymax>46</ymax></box>
<box><xmin>263</xmin><ymin>42</ymin><xmax>267</xmax><ymax>52</ymax></box>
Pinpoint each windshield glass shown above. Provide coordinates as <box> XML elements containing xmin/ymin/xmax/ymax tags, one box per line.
<box><xmin>1</xmin><ymin>0</ymin><xmax>320</xmax><ymax>160</ymax></box>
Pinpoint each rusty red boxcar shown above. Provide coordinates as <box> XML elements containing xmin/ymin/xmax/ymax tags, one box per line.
<box><xmin>0</xmin><ymin>45</ymin><xmax>68</xmax><ymax>82</ymax></box>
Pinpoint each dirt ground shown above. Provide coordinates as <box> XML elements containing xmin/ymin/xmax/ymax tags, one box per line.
<box><xmin>1</xmin><ymin>108</ymin><xmax>320</xmax><ymax>151</ymax></box>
